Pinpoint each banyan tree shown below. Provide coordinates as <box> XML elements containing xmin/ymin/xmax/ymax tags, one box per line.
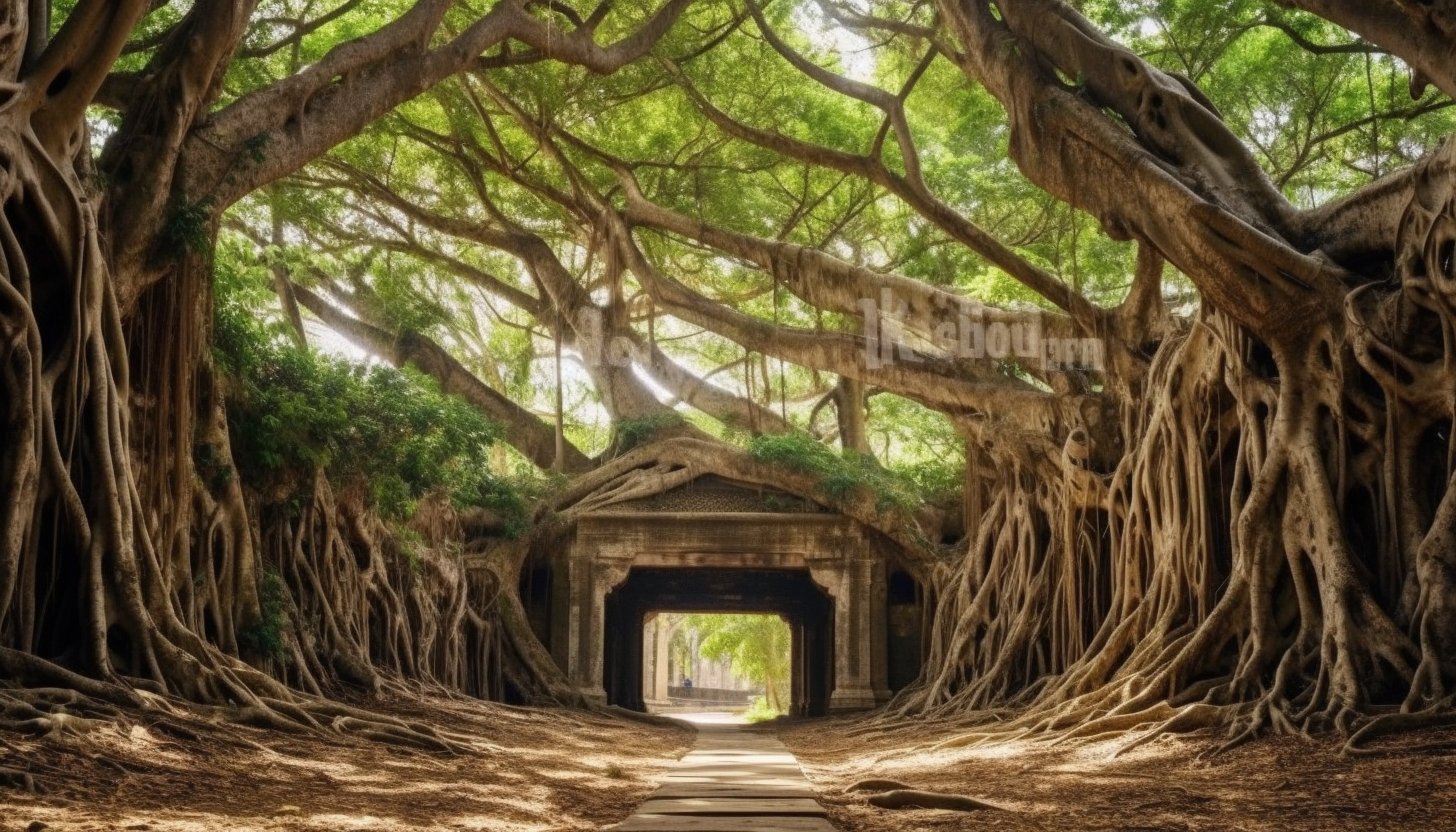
<box><xmin>2</xmin><ymin>0</ymin><xmax>1456</xmax><ymax>757</ymax></box>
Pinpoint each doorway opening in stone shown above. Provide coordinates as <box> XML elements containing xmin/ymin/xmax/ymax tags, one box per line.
<box><xmin>641</xmin><ymin>612</ymin><xmax>791</xmax><ymax>717</ymax></box>
<box><xmin>602</xmin><ymin>567</ymin><xmax>835</xmax><ymax>716</ymax></box>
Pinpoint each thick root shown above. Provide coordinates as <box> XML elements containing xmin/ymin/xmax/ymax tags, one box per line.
<box><xmin>843</xmin><ymin>778</ymin><xmax>912</xmax><ymax>793</ymax></box>
<box><xmin>867</xmin><ymin>788</ymin><xmax>1008</xmax><ymax>812</ymax></box>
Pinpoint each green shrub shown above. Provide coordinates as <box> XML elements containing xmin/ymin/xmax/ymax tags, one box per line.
<box><xmin>612</xmin><ymin>411</ymin><xmax>687</xmax><ymax>452</ymax></box>
<box><xmin>214</xmin><ymin>271</ymin><xmax>527</xmax><ymax>527</ymax></box>
<box><xmin>748</xmin><ymin>432</ymin><xmax>919</xmax><ymax>512</ymax></box>
<box><xmin>742</xmin><ymin>695</ymin><xmax>781</xmax><ymax>723</ymax></box>
<box><xmin>162</xmin><ymin>198</ymin><xmax>215</xmax><ymax>257</ymax></box>
<box><xmin>239</xmin><ymin>566</ymin><xmax>289</xmax><ymax>662</ymax></box>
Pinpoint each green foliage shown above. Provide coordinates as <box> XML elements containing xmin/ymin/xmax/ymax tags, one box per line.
<box><xmin>162</xmin><ymin>198</ymin><xmax>215</xmax><ymax>257</ymax></box>
<box><xmin>685</xmin><ymin>613</ymin><xmax>792</xmax><ymax>714</ymax></box>
<box><xmin>214</xmin><ymin>258</ymin><xmax>525</xmax><ymax>525</ymax></box>
<box><xmin>244</xmin><ymin>132</ymin><xmax>271</xmax><ymax>164</ymax></box>
<box><xmin>748</xmin><ymin>432</ymin><xmax>921</xmax><ymax>512</ymax></box>
<box><xmin>182</xmin><ymin>0</ymin><xmax>1450</xmax><ymax>553</ymax></box>
<box><xmin>193</xmin><ymin>441</ymin><xmax>235</xmax><ymax>492</ymax></box>
<box><xmin>612</xmin><ymin>411</ymin><xmax>687</xmax><ymax>452</ymax></box>
<box><xmin>239</xmin><ymin>566</ymin><xmax>289</xmax><ymax>662</ymax></box>
<box><xmin>742</xmin><ymin>695</ymin><xmax>780</xmax><ymax>723</ymax></box>
<box><xmin>865</xmin><ymin>396</ymin><xmax>966</xmax><ymax>499</ymax></box>
<box><xmin>394</xmin><ymin>527</ymin><xmax>427</xmax><ymax>575</ymax></box>
<box><xmin>370</xmin><ymin>256</ymin><xmax>452</xmax><ymax>335</ymax></box>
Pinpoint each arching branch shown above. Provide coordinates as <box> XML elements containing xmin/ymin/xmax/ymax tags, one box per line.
<box><xmin>290</xmin><ymin>283</ymin><xmax>591</xmax><ymax>473</ymax></box>
<box><xmin>1280</xmin><ymin>0</ymin><xmax>1456</xmax><ymax>99</ymax></box>
<box><xmin>661</xmin><ymin>57</ymin><xmax>1106</xmax><ymax>328</ymax></box>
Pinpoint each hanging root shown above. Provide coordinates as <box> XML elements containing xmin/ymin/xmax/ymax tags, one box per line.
<box><xmin>893</xmin><ymin>265</ymin><xmax>1456</xmax><ymax>750</ymax></box>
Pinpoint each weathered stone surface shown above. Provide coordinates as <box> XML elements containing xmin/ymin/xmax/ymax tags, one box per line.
<box><xmin>612</xmin><ymin>816</ymin><xmax>837</xmax><ymax>832</ymax></box>
<box><xmin>609</xmin><ymin>721</ymin><xmax>835</xmax><ymax>832</ymax></box>
<box><xmin>648</xmin><ymin>783</ymin><xmax>815</xmax><ymax>799</ymax></box>
<box><xmin>562</xmin><ymin>506</ymin><xmax>895</xmax><ymax>713</ymax></box>
<box><xmin>637</xmin><ymin>798</ymin><xmax>825</xmax><ymax>815</ymax></box>
<box><xmin>656</xmin><ymin>775</ymin><xmax>813</xmax><ymax>788</ymax></box>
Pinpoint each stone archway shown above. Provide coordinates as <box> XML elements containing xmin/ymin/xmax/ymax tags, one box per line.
<box><xmin>538</xmin><ymin>475</ymin><xmax>915</xmax><ymax>712</ymax></box>
<box><xmin>609</xmin><ymin>569</ymin><xmax>833</xmax><ymax>715</ymax></box>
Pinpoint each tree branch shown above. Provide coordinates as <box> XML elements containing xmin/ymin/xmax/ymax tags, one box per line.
<box><xmin>661</xmin><ymin>57</ymin><xmax>1107</xmax><ymax>328</ymax></box>
<box><xmin>24</xmin><ymin>0</ymin><xmax>152</xmax><ymax>155</ymax></box>
<box><xmin>639</xmin><ymin>336</ymin><xmax>793</xmax><ymax>436</ymax></box>
<box><xmin>930</xmin><ymin>0</ymin><xmax>1356</xmax><ymax>341</ymax></box>
<box><xmin>184</xmin><ymin>0</ymin><xmax>694</xmax><ymax>212</ymax></box>
<box><xmin>290</xmin><ymin>282</ymin><xmax>591</xmax><ymax>473</ymax></box>
<box><xmin>1280</xmin><ymin>0</ymin><xmax>1456</xmax><ymax>99</ymax></box>
<box><xmin>607</xmin><ymin>207</ymin><xmax>1074</xmax><ymax>424</ymax></box>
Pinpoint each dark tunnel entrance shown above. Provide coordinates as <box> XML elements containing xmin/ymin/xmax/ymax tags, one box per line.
<box><xmin>602</xmin><ymin>568</ymin><xmax>834</xmax><ymax>716</ymax></box>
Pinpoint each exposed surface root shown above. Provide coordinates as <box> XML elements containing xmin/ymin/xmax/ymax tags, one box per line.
<box><xmin>0</xmin><ymin>689</ymin><xmax>695</xmax><ymax>830</ymax></box>
<box><xmin>867</xmin><ymin>788</ymin><xmax>1007</xmax><ymax>812</ymax></box>
<box><xmin>777</xmin><ymin>714</ymin><xmax>1456</xmax><ymax>832</ymax></box>
<box><xmin>843</xmin><ymin>778</ymin><xmax>912</xmax><ymax>793</ymax></box>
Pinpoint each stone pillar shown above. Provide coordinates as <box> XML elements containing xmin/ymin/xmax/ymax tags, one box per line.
<box><xmin>810</xmin><ymin>553</ymin><xmax>879</xmax><ymax>711</ymax></box>
<box><xmin>641</xmin><ymin>614</ymin><xmax>657</xmax><ymax>704</ymax></box>
<box><xmin>621</xmin><ymin>605</ymin><xmax>646</xmax><ymax>710</ymax></box>
<box><xmin>549</xmin><ymin>546</ymin><xmax>571</xmax><ymax>673</ymax></box>
<box><xmin>869</xmin><ymin>557</ymin><xmax>892</xmax><ymax>704</ymax></box>
<box><xmin>567</xmin><ymin>554</ymin><xmax>630</xmax><ymax>703</ymax></box>
<box><xmin>653</xmin><ymin>615</ymin><xmax>672</xmax><ymax>701</ymax></box>
<box><xmin>789</xmin><ymin>615</ymin><xmax>806</xmax><ymax>716</ymax></box>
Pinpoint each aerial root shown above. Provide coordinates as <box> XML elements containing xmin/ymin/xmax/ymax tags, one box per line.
<box><xmin>601</xmin><ymin>704</ymin><xmax>684</xmax><ymax>728</ymax></box>
<box><xmin>327</xmin><ymin>716</ymin><xmax>462</xmax><ymax>753</ymax></box>
<box><xmin>142</xmin><ymin>716</ymin><xmax>203</xmax><ymax>743</ymax></box>
<box><xmin>0</xmin><ymin>683</ymin><xmax>134</xmax><ymax>742</ymax></box>
<box><xmin>1050</xmin><ymin>702</ymin><xmax>1177</xmax><ymax>745</ymax></box>
<box><xmin>2</xmin><ymin>712</ymin><xmax>111</xmax><ymax>739</ymax></box>
<box><xmin>0</xmin><ymin>649</ymin><xmax>144</xmax><ymax>709</ymax></box>
<box><xmin>1212</xmin><ymin>695</ymin><xmax>1305</xmax><ymax>756</ymax></box>
<box><xmin>0</xmin><ymin>766</ymin><xmax>36</xmax><ymax>792</ymax></box>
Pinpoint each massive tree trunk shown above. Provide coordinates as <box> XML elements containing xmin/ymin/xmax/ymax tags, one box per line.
<box><xmin>868</xmin><ymin>0</ymin><xmax>1456</xmax><ymax>750</ymax></box>
<box><xmin>1</xmin><ymin>0</ymin><xmax>215</xmax><ymax>702</ymax></box>
<box><xmin>0</xmin><ymin>0</ymin><xmax>700</xmax><ymax>747</ymax></box>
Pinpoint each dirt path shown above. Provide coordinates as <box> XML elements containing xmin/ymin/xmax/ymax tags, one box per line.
<box><xmin>772</xmin><ymin>716</ymin><xmax>1456</xmax><ymax>832</ymax></box>
<box><xmin>0</xmin><ymin>692</ymin><xmax>693</xmax><ymax>831</ymax></box>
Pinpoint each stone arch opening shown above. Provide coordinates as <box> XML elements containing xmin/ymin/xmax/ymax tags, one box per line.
<box><xmin>516</xmin><ymin>474</ymin><xmax>926</xmax><ymax>712</ymax></box>
<box><xmin>604</xmin><ymin>568</ymin><xmax>835</xmax><ymax>715</ymax></box>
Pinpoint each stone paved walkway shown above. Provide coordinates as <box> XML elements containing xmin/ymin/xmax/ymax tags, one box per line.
<box><xmin>607</xmin><ymin>714</ymin><xmax>835</xmax><ymax>831</ymax></box>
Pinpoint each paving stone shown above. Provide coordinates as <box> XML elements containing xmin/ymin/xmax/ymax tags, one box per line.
<box><xmin>610</xmin><ymin>718</ymin><xmax>834</xmax><ymax>832</ymax></box>
<box><xmin>612</xmin><ymin>815</ymin><xmax>837</xmax><ymax>832</ymax></box>
<box><xmin>649</xmin><ymin>783</ymin><xmax>814</xmax><ymax>799</ymax></box>
<box><xmin>638</xmin><ymin>797</ymin><xmax>825</xmax><ymax>815</ymax></box>
<box><xmin>675</xmin><ymin>757</ymin><xmax>799</xmax><ymax>765</ymax></box>
<box><xmin>656</xmin><ymin>775</ymin><xmax>806</xmax><ymax>787</ymax></box>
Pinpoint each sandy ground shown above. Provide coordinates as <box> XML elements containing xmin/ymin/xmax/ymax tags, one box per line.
<box><xmin>0</xmin><ymin>693</ymin><xmax>693</xmax><ymax>832</ymax></box>
<box><xmin>10</xmin><ymin>698</ymin><xmax>1456</xmax><ymax>832</ymax></box>
<box><xmin>773</xmin><ymin>715</ymin><xmax>1456</xmax><ymax>832</ymax></box>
